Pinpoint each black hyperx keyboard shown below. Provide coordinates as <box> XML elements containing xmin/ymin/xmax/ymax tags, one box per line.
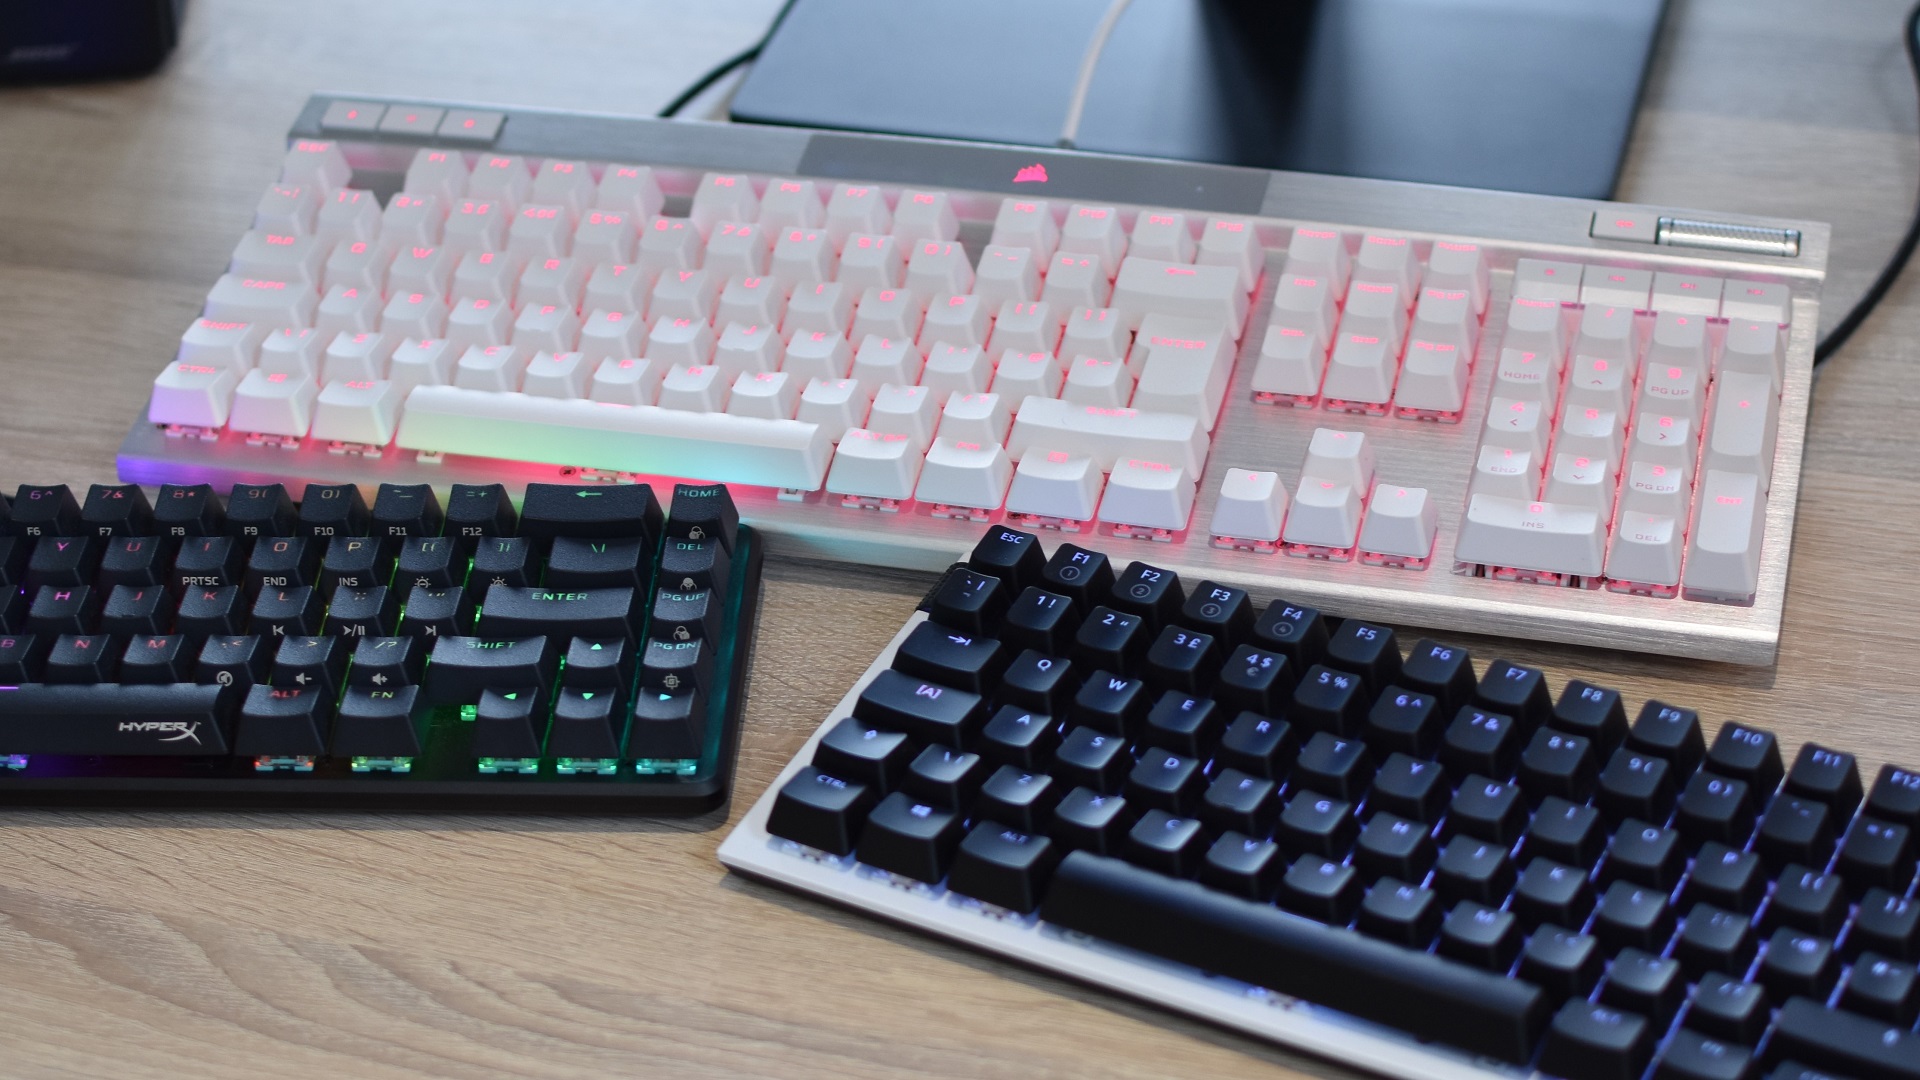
<box><xmin>0</xmin><ymin>479</ymin><xmax>761</xmax><ymax>812</ymax></box>
<box><xmin>720</xmin><ymin>525</ymin><xmax>1920</xmax><ymax>1079</ymax></box>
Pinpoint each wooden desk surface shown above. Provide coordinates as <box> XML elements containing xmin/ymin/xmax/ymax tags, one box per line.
<box><xmin>1</xmin><ymin>0</ymin><xmax>1917</xmax><ymax>1075</ymax></box>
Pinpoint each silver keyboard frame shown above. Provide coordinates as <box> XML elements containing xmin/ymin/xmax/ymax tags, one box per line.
<box><xmin>119</xmin><ymin>94</ymin><xmax>1830</xmax><ymax>665</ymax></box>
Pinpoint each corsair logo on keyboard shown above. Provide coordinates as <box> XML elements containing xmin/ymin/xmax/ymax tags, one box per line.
<box><xmin>117</xmin><ymin>721</ymin><xmax>202</xmax><ymax>744</ymax></box>
<box><xmin>1012</xmin><ymin>163</ymin><xmax>1049</xmax><ymax>184</ymax></box>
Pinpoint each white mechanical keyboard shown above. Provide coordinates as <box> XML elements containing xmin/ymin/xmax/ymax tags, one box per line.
<box><xmin>120</xmin><ymin>95</ymin><xmax>1830</xmax><ymax>664</ymax></box>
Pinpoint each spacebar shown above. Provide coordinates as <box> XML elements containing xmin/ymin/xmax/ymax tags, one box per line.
<box><xmin>0</xmin><ymin>683</ymin><xmax>232</xmax><ymax>755</ymax></box>
<box><xmin>394</xmin><ymin>386</ymin><xmax>835</xmax><ymax>491</ymax></box>
<box><xmin>1038</xmin><ymin>852</ymin><xmax>1549</xmax><ymax>1064</ymax></box>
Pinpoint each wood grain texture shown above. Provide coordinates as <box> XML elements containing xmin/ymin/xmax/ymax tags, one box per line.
<box><xmin>0</xmin><ymin>0</ymin><xmax>1918</xmax><ymax>1076</ymax></box>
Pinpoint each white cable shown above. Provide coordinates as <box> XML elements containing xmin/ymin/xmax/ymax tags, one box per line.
<box><xmin>1057</xmin><ymin>0</ymin><xmax>1134</xmax><ymax>150</ymax></box>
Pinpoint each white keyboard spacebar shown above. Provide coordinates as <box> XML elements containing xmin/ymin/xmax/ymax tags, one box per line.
<box><xmin>1006</xmin><ymin>396</ymin><xmax>1209</xmax><ymax>475</ymax></box>
<box><xmin>394</xmin><ymin>386</ymin><xmax>834</xmax><ymax>491</ymax></box>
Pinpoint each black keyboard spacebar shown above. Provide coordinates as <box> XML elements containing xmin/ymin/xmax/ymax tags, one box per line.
<box><xmin>1039</xmin><ymin>852</ymin><xmax>1549</xmax><ymax>1065</ymax></box>
<box><xmin>0</xmin><ymin>684</ymin><xmax>231</xmax><ymax>755</ymax></box>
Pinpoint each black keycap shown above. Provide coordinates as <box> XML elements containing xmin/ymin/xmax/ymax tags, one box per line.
<box><xmin>25</xmin><ymin>535</ymin><xmax>101</xmax><ymax>593</ymax></box>
<box><xmin>1214</xmin><ymin>711</ymin><xmax>1294</xmax><ymax>779</ymax></box>
<box><xmin>469</xmin><ymin>687</ymin><xmax>545</xmax><ymax>759</ymax></box>
<box><xmin>1538</xmin><ymin>1001</ymin><xmax>1652</xmax><ymax>1080</ymax></box>
<box><xmin>1601</xmin><ymin>949</ymin><xmax>1684</xmax><ymax>1026</ymax></box>
<box><xmin>974</xmin><ymin>766</ymin><xmax>1059</xmax><ymax>832</ymax></box>
<box><xmin>444</xmin><ymin>483</ymin><xmax>516</xmax><ymax>546</ymax></box>
<box><xmin>1278</xmin><ymin>855</ymin><xmax>1362</xmax><ymax>923</ymax></box>
<box><xmin>560</xmin><ymin>637</ymin><xmax>627</xmax><ymax>689</ymax></box>
<box><xmin>1048</xmin><ymin>787</ymin><xmax>1133</xmax><ymax>855</ymax></box>
<box><xmin>892</xmin><ymin>621</ymin><xmax>1005</xmax><ymax>694</ymax></box>
<box><xmin>393</xmin><ymin>536</ymin><xmax>458</xmax><ymax>592</ymax></box>
<box><xmin>1072</xmin><ymin>606</ymin><xmax>1146</xmax><ymax>671</ymax></box>
<box><xmin>651</xmin><ymin>586</ymin><xmax>718</xmax><ymax>644</ymax></box>
<box><xmin>1070</xmin><ymin>671</ymin><xmax>1147</xmax><ymax>735</ymax></box>
<box><xmin>1037</xmin><ymin>543</ymin><xmax>1112</xmax><ymax>611</ymax></box>
<box><xmin>478</xmin><ymin>583</ymin><xmax>636</xmax><ymax>642</ymax></box>
<box><xmin>1685</xmin><ymin>972</ymin><xmax>1769</xmax><ymax>1044</ymax></box>
<box><xmin>1199</xmin><ymin>769</ymin><xmax>1280</xmax><ymax>836</ymax></box>
<box><xmin>43</xmin><ymin>635</ymin><xmax>114</xmax><ymax>683</ymax></box>
<box><xmin>152</xmin><ymin>483</ymin><xmax>223</xmax><ymax>537</ymax></box>
<box><xmin>1143</xmin><ymin>625</ymin><xmax>1216</xmax><ymax>692</ymax></box>
<box><xmin>245</xmin><ymin>535</ymin><xmax>319</xmax><ymax>593</ymax></box>
<box><xmin>327</xmin><ymin>586</ymin><xmax>397</xmax><ymax>639</ymax></box>
<box><xmin>1765</xmin><ymin>865</ymin><xmax>1846</xmax><ymax>936</ymax></box>
<box><xmin>1354</xmin><ymin>812</ymin><xmax>1436</xmax><ymax>882</ymax></box>
<box><xmin>1653</xmin><ymin>1030</ymin><xmax>1752</xmax><ymax>1080</ymax></box>
<box><xmin>1552</xmin><ymin>679</ymin><xmax>1629</xmax><ymax>754</ymax></box>
<box><xmin>966</xmin><ymin>526</ymin><xmax>1042</xmax><ymax>590</ymax></box>
<box><xmin>1370</xmin><ymin>753</ymin><xmax>1449</xmax><ymax>822</ymax></box>
<box><xmin>423</xmin><ymin>636</ymin><xmax>554</xmax><ymax>704</ymax></box>
<box><xmin>977</xmin><ymin>704</ymin><xmax>1061</xmax><ymax>769</ymax></box>
<box><xmin>1292</xmin><ymin>731</ymin><xmax>1373</xmax><ymax>801</ymax></box>
<box><xmin>520</xmin><ymin>483</ymin><xmax>661</xmax><ymax>546</ymax></box>
<box><xmin>1840</xmin><ymin>953</ymin><xmax>1920</xmax><ymax>1024</ymax></box>
<box><xmin>1213</xmin><ymin>644</ymin><xmax>1289</xmax><ymax>716</ymax></box>
<box><xmin>1839</xmin><ymin>817</ymin><xmax>1915</xmax><ymax>895</ymax></box>
<box><xmin>1433</xmin><ymin>837</ymin><xmax>1514</xmax><ymax>906</ymax></box>
<box><xmin>470</xmin><ymin>536</ymin><xmax>535</xmax><ymax>589</ymax></box>
<box><xmin>194</xmin><ymin>635</ymin><xmax>269</xmax><ymax>693</ymax></box>
<box><xmin>1593</xmin><ymin>880</ymin><xmax>1675</xmax><ymax>952</ymax></box>
<box><xmin>1597</xmin><ymin>747</ymin><xmax>1676</xmax><ymax>823</ymax></box>
<box><xmin>0</xmin><ymin>633</ymin><xmax>47</xmax><ymax>682</ymax></box>
<box><xmin>232</xmin><ymin>684</ymin><xmax>330</xmax><ymax>757</ymax></box>
<box><xmin>0</xmin><ymin>682</ymin><xmax>231</xmax><ymax>755</ymax></box>
<box><xmin>1039</xmin><ymin>852</ymin><xmax>1550</xmax><ymax>1064</ymax></box>
<box><xmin>1437</xmin><ymin>900</ymin><xmax>1521</xmax><ymax>971</ymax></box>
<box><xmin>1676</xmin><ymin>771</ymin><xmax>1755</xmax><ymax>846</ymax></box>
<box><xmin>1520</xmin><ymin>926</ymin><xmax>1605</xmax><ymax>1001</ymax></box>
<box><xmin>852</xmin><ymin>668</ymin><xmax>985</xmax><ymax>747</ymax></box>
<box><xmin>0</xmin><ymin>538</ymin><xmax>28</xmax><ymax>590</ymax></box>
<box><xmin>1512</xmin><ymin>858</ymin><xmax>1595</xmax><ymax>929</ymax></box>
<box><xmin>766</xmin><ymin>767</ymin><xmax>878</xmax><ymax>855</ymax></box>
<box><xmin>1124</xmin><ymin>747</ymin><xmax>1206</xmax><ymax>814</ymax></box>
<box><xmin>1602</xmin><ymin>820</ymin><xmax>1685</xmax><ymax>889</ymax></box>
<box><xmin>1364</xmin><ymin>687</ymin><xmax>1442</xmax><ymax>757</ymax></box>
<box><xmin>901</xmin><ymin>744</ymin><xmax>987</xmax><ymax>811</ymax></box>
<box><xmin>660</xmin><ymin>535</ymin><xmax>729</xmax><ymax>595</ymax></box>
<box><xmin>297</xmin><ymin>483</ymin><xmax>369</xmax><ymax>539</ymax></box>
<box><xmin>630</xmin><ymin>689</ymin><xmax>706</xmax><ymax>761</ymax></box>
<box><xmin>1107</xmin><ymin>560</ymin><xmax>1183</xmax><ymax>630</ymax></box>
<box><xmin>348</xmin><ymin>636</ymin><xmax>424</xmax><ymax>689</ymax></box>
<box><xmin>1852</xmin><ymin>890</ymin><xmax>1920</xmax><ymax>962</ymax></box>
<box><xmin>1674</xmin><ymin>904</ymin><xmax>1758</xmax><ymax>978</ymax></box>
<box><xmin>169</xmin><ymin>535</ymin><xmax>237</xmax><ymax>592</ymax></box>
<box><xmin>118</xmin><ymin>635</ymin><xmax>189</xmax><ymax>684</ymax></box>
<box><xmin>1767</xmin><ymin>996</ymin><xmax>1920</xmax><ymax>1080</ymax></box>
<box><xmin>174</xmin><ymin>584</ymin><xmax>243</xmax><ymax>639</ymax></box>
<box><xmin>369</xmin><ymin>484</ymin><xmax>442</xmax><ymax>539</ymax></box>
<box><xmin>1445</xmin><ymin>776</ymin><xmax>1526</xmax><ymax>845</ymax></box>
<box><xmin>1053</xmin><ymin>726</ymin><xmax>1131</xmax><ymax>794</ymax></box>
<box><xmin>1868</xmin><ymin>763</ymin><xmax>1920</xmax><ymax>827</ymax></box>
<box><xmin>1250</xmin><ymin>600</ymin><xmax>1327</xmax><ymax>666</ymax></box>
<box><xmin>1523</xmin><ymin>796</ymin><xmax>1607</xmax><ymax>868</ymax></box>
<box><xmin>1178</xmin><ymin>582</ymin><xmax>1252</xmax><ymax>642</ymax></box>
<box><xmin>1784</xmin><ymin>743</ymin><xmax>1863</xmax><ymax>817</ymax></box>
<box><xmin>639</xmin><ymin>636</ymin><xmax>710</xmax><ymax>695</ymax></box>
<box><xmin>1125</xmin><ymin>809</ymin><xmax>1208</xmax><ymax>877</ymax></box>
<box><xmin>9</xmin><ymin>485</ymin><xmax>81</xmax><ymax>537</ymax></box>
<box><xmin>545</xmin><ymin>686</ymin><xmax>622</xmax><ymax>759</ymax></box>
<box><xmin>1290</xmin><ymin>664</ymin><xmax>1367</xmax><ymax>735</ymax></box>
<box><xmin>999</xmin><ymin>586</ymin><xmax>1078</xmax><ymax>654</ymax></box>
<box><xmin>1199</xmin><ymin>832</ymin><xmax>1285</xmax><ymax>901</ymax></box>
<box><xmin>397</xmin><ymin>586</ymin><xmax>474</xmax><ymax>640</ymax></box>
<box><xmin>1756</xmin><ymin>794</ymin><xmax>1835</xmax><ymax>871</ymax></box>
<box><xmin>1518</xmin><ymin>727</ymin><xmax>1597</xmax><ymax>803</ymax></box>
<box><xmin>948</xmin><ymin>823</ymin><xmax>1058</xmax><ymax>913</ymax></box>
<box><xmin>249</xmin><ymin>585</ymin><xmax>322</xmax><ymax>638</ymax></box>
<box><xmin>79</xmin><ymin>484</ymin><xmax>153</xmax><ymax>537</ymax></box>
<box><xmin>1474</xmin><ymin>659</ymin><xmax>1550</xmax><ymax>732</ymax></box>
<box><xmin>27</xmin><ymin>584</ymin><xmax>99</xmax><ymax>635</ymax></box>
<box><xmin>1325</xmin><ymin>620</ymin><xmax>1398</xmax><ymax>692</ymax></box>
<box><xmin>545</xmin><ymin>536</ymin><xmax>647</xmax><ymax>590</ymax></box>
<box><xmin>1439</xmin><ymin>706</ymin><xmax>1521</xmax><ymax>779</ymax></box>
<box><xmin>922</xmin><ymin>569</ymin><xmax>1006</xmax><ymax>635</ymax></box>
<box><xmin>1704</xmin><ymin>722</ymin><xmax>1784</xmax><ymax>797</ymax></box>
<box><xmin>99</xmin><ymin>584</ymin><xmax>174</xmax><ymax>638</ymax></box>
<box><xmin>1682</xmin><ymin>843</ymin><xmax>1767</xmax><ymax>913</ymax></box>
<box><xmin>856</xmin><ymin>792</ymin><xmax>964</xmax><ymax>882</ymax></box>
<box><xmin>1397</xmin><ymin>639</ymin><xmax>1475</xmax><ymax>713</ymax></box>
<box><xmin>98</xmin><ymin>535</ymin><xmax>169</xmax><ymax>589</ymax></box>
<box><xmin>1275</xmin><ymin>792</ymin><xmax>1356</xmax><ymax>859</ymax></box>
<box><xmin>272</xmin><ymin>635</ymin><xmax>346</xmax><ymax>696</ymax></box>
<box><xmin>0</xmin><ymin>583</ymin><xmax>23</xmax><ymax>633</ymax></box>
<box><xmin>1140</xmin><ymin>691</ymin><xmax>1221</xmax><ymax>757</ymax></box>
<box><xmin>1759</xmin><ymin>928</ymin><xmax>1838</xmax><ymax>1000</ymax></box>
<box><xmin>1627</xmin><ymin>700</ymin><xmax>1705</xmax><ymax>774</ymax></box>
<box><xmin>1356</xmin><ymin>878</ymin><xmax>1441</xmax><ymax>947</ymax></box>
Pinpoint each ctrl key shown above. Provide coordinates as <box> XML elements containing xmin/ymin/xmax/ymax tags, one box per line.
<box><xmin>1538</xmin><ymin>1001</ymin><xmax>1653</xmax><ymax>1080</ymax></box>
<box><xmin>767</xmin><ymin>766</ymin><xmax>879</xmax><ymax>856</ymax></box>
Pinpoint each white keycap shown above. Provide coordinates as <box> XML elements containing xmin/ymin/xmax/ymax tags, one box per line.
<box><xmin>403</xmin><ymin>148</ymin><xmax>469</xmax><ymax>204</ymax></box>
<box><xmin>1564</xmin><ymin>353</ymin><xmax>1633</xmax><ymax>416</ymax></box>
<box><xmin>1647</xmin><ymin>310</ymin><xmax>1710</xmax><ymax>370</ymax></box>
<box><xmin>1197</xmin><ymin>217</ymin><xmax>1262</xmax><ymax>292</ymax></box>
<box><xmin>650</xmin><ymin>269</ymin><xmax>718</xmax><ymax>324</ymax></box>
<box><xmin>444</xmin><ymin>295</ymin><xmax>513</xmax><ymax>352</ymax></box>
<box><xmin>717</xmin><ymin>275</ymin><xmax>785</xmax><ymax>329</ymax></box>
<box><xmin>988</xmin><ymin>301</ymin><xmax>1060</xmax><ymax>356</ymax></box>
<box><xmin>892</xmin><ymin>189</ymin><xmax>958</xmax><ymax>245</ymax></box>
<box><xmin>690</xmin><ymin>173</ymin><xmax>759</xmax><ymax>234</ymax></box>
<box><xmin>1684</xmin><ymin>470</ymin><xmax>1766</xmax><ymax>599</ymax></box>
<box><xmin>1283</xmin><ymin>479</ymin><xmax>1363</xmax><ymax>550</ymax></box>
<box><xmin>1620</xmin><ymin>459</ymin><xmax>1690</xmax><ymax>520</ymax></box>
<box><xmin>916</xmin><ymin>438</ymin><xmax>1013</xmax><ymax>511</ymax></box>
<box><xmin>1130</xmin><ymin>211</ymin><xmax>1194</xmax><ymax>263</ymax></box>
<box><xmin>442</xmin><ymin>198</ymin><xmax>509</xmax><ymax>256</ymax></box>
<box><xmin>281</xmin><ymin>140</ymin><xmax>351</xmax><ymax>189</ymax></box>
<box><xmin>705</xmin><ymin>221</ymin><xmax>771</xmax><ymax>279</ymax></box>
<box><xmin>1321</xmin><ymin>333</ymin><xmax>1397</xmax><ymax>405</ymax></box>
<box><xmin>454</xmin><ymin>344</ymin><xmax>531</xmax><ymax>391</ymax></box>
<box><xmin>1060</xmin><ymin>307</ymin><xmax>1128</xmax><ymax>361</ymax></box>
<box><xmin>1060</xmin><ymin>205</ymin><xmax>1128</xmax><ymax>274</ymax></box>
<box><xmin>1339</xmin><ymin>281</ymin><xmax>1409</xmax><ymax>345</ymax></box>
<box><xmin>1426</xmin><ymin>241</ymin><xmax>1489</xmax><ymax>314</ymax></box>
<box><xmin>204</xmin><ymin>274</ymin><xmax>316</xmax><ymax>330</ymax></box>
<box><xmin>1483</xmin><ymin>397</ymin><xmax>1548</xmax><ymax>456</ymax></box>
<box><xmin>1353</xmin><ymin>235</ymin><xmax>1420</xmax><ymax>294</ymax></box>
<box><xmin>1394</xmin><ymin>340</ymin><xmax>1471</xmax><ymax>415</ymax></box>
<box><xmin>518</xmin><ymin>257</ymin><xmax>587</xmax><ymax>311</ymax></box>
<box><xmin>1282</xmin><ymin>225</ymin><xmax>1359</xmax><ymax>290</ymax></box>
<box><xmin>796</xmin><ymin>377</ymin><xmax>870</xmax><ymax>441</ymax></box>
<box><xmin>229</xmin><ymin>369</ymin><xmax>319</xmax><ymax>436</ymax></box>
<box><xmin>527</xmin><ymin>160</ymin><xmax>594</xmax><ymax>218</ymax></box>
<box><xmin>573</xmin><ymin>209</ymin><xmax>638</xmax><ymax>265</ymax></box>
<box><xmin>1513</xmin><ymin>258</ymin><xmax>1583</xmax><ymax>303</ymax></box>
<box><xmin>256</xmin><ymin>327</ymin><xmax>326</xmax><ymax>381</ymax></box>
<box><xmin>314</xmin><ymin>284</ymin><xmax>382</xmax><ymax>342</ymax></box>
<box><xmin>395</xmin><ymin>384</ymin><xmax>833</xmax><ymax>490</ymax></box>
<box><xmin>1556</xmin><ymin>403</ymin><xmax>1626</xmax><ymax>464</ymax></box>
<box><xmin>906</xmin><ymin>240</ymin><xmax>975</xmax><ymax>296</ymax></box>
<box><xmin>852</xmin><ymin>286</ymin><xmax>926</xmax><ymax>342</ymax></box>
<box><xmin>380</xmin><ymin>291</ymin><xmax>448</xmax><ymax>340</ymax></box>
<box><xmin>784</xmin><ymin>281</ymin><xmax>853</xmax><ymax>338</ymax></box>
<box><xmin>990</xmin><ymin>198</ymin><xmax>1059</xmax><ymax>258</ymax></box>
<box><xmin>576</xmin><ymin>309</ymin><xmax>645</xmax><ymax>362</ymax></box>
<box><xmin>1606</xmin><ymin>512</ymin><xmax>1684</xmax><ymax>588</ymax></box>
<box><xmin>712</xmin><ymin>321</ymin><xmax>783</xmax><ymax>378</ymax></box>
<box><xmin>1007</xmin><ymin>397</ymin><xmax>1209</xmax><ymax>475</ymax></box>
<box><xmin>1722</xmin><ymin>279</ymin><xmax>1791</xmax><ymax>325</ymax></box>
<box><xmin>388</xmin><ymin>244</ymin><xmax>455</xmax><ymax>296</ymax></box>
<box><xmin>177</xmin><ymin>318</ymin><xmax>268</xmax><ymax>373</ymax></box>
<box><xmin>1572</xmin><ymin>304</ymin><xmax>1637</xmax><ymax>364</ymax></box>
<box><xmin>1100</xmin><ymin>459</ymin><xmax>1195</xmax><ymax>532</ymax></box>
<box><xmin>1211</xmin><ymin>469</ymin><xmax>1288</xmax><ymax>542</ymax></box>
<box><xmin>596</xmin><ymin>165</ymin><xmax>664</xmax><ymax>219</ymax></box>
<box><xmin>638</xmin><ymin>218</ymin><xmax>703</xmax><ymax>275</ymax></box>
<box><xmin>1544</xmin><ymin>452</ymin><xmax>1617</xmax><ymax>514</ymax></box>
<box><xmin>511</xmin><ymin>302</ymin><xmax>580</xmax><ymax>353</ymax></box>
<box><xmin>380</xmin><ymin>193</ymin><xmax>443</xmax><ymax>249</ymax></box>
<box><xmin>852</xmin><ymin>334</ymin><xmax>921</xmax><ymax>387</ymax></box>
<box><xmin>828</xmin><ymin>430</ymin><xmax>922</xmax><ymax>500</ymax></box>
<box><xmin>1130</xmin><ymin>315</ymin><xmax>1232</xmax><ymax>427</ymax></box>
<box><xmin>384</xmin><ymin>337</ymin><xmax>454</xmax><ymax>393</ymax></box>
<box><xmin>309</xmin><ymin>379</ymin><xmax>402</xmax><ymax>444</ymax></box>
<box><xmin>1579</xmin><ymin>266</ymin><xmax>1652</xmax><ymax>310</ymax></box>
<box><xmin>1703</xmin><ymin>370</ymin><xmax>1779</xmax><ymax>485</ymax></box>
<box><xmin>314</xmin><ymin>189</ymin><xmax>382</xmax><ymax>245</ymax></box>
<box><xmin>727</xmin><ymin>370</ymin><xmax>799</xmax><ymax>419</ymax></box>
<box><xmin>867</xmin><ymin>384</ymin><xmax>939</xmax><ymax>446</ymax></box>
<box><xmin>449</xmin><ymin>249</ymin><xmax>518</xmax><ymax>307</ymax></box>
<box><xmin>583</xmin><ymin>262</ymin><xmax>649</xmax><ymax>316</ymax></box>
<box><xmin>920</xmin><ymin>294</ymin><xmax>991</xmax><ymax>351</ymax></box>
<box><xmin>1494</xmin><ymin>346</ymin><xmax>1562</xmax><ymax>407</ymax></box>
<box><xmin>1652</xmin><ymin>271</ymin><xmax>1723</xmax><ymax>316</ymax></box>
<box><xmin>771</xmin><ymin>227</ymin><xmax>838</xmax><ymax>289</ymax></box>
<box><xmin>231</xmin><ymin>229</ymin><xmax>328</xmax><ymax>283</ymax></box>
<box><xmin>1358</xmin><ymin>485</ymin><xmax>1437</xmax><ymax>560</ymax></box>
<box><xmin>920</xmin><ymin>344</ymin><xmax>993</xmax><ymax>397</ymax></box>
<box><xmin>824</xmin><ymin>183</ymin><xmax>891</xmax><ymax>245</ymax></box>
<box><xmin>508</xmin><ymin>204</ymin><xmax>573</xmax><ymax>261</ymax></box>
<box><xmin>783</xmin><ymin>329</ymin><xmax>854</xmax><ymax>382</ymax></box>
<box><xmin>255</xmin><ymin>182</ymin><xmax>320</xmax><ymax>235</ymax></box>
<box><xmin>323</xmin><ymin>239</ymin><xmax>385</xmax><ymax>293</ymax></box>
<box><xmin>757</xmin><ymin>178</ymin><xmax>824</xmax><ymax>232</ymax></box>
<box><xmin>838</xmin><ymin>234</ymin><xmax>904</xmax><ymax>291</ymax></box>
<box><xmin>587</xmin><ymin>357</ymin><xmax>663</xmax><ymax>405</ymax></box>
<box><xmin>466</xmin><ymin>154</ymin><xmax>533</xmax><ymax>206</ymax></box>
<box><xmin>645</xmin><ymin>315</ymin><xmax>715</xmax><ymax>366</ymax></box>
<box><xmin>991</xmin><ymin>349</ymin><xmax>1061</xmax><ymax>406</ymax></box>
<box><xmin>1043</xmin><ymin>253</ymin><xmax>1111</xmax><ymax>311</ymax></box>
<box><xmin>1110</xmin><ymin>258</ymin><xmax>1246</xmax><ymax>333</ymax></box>
<box><xmin>1722</xmin><ymin>320</ymin><xmax>1784</xmax><ymax>385</ymax></box>
<box><xmin>936</xmin><ymin>391</ymin><xmax>1012</xmax><ymax>446</ymax></box>
<box><xmin>1469</xmin><ymin>445</ymin><xmax>1539</xmax><ymax>502</ymax></box>
<box><xmin>975</xmin><ymin>245</ymin><xmax>1041</xmax><ymax>307</ymax></box>
<box><xmin>1456</xmin><ymin>495</ymin><xmax>1605</xmax><ymax>576</ymax></box>
<box><xmin>1503</xmin><ymin>297</ymin><xmax>1565</xmax><ymax>359</ymax></box>
<box><xmin>1301</xmin><ymin>428</ymin><xmax>1374</xmax><ymax>490</ymax></box>
<box><xmin>1061</xmin><ymin>355</ymin><xmax>1133</xmax><ymax>407</ymax></box>
<box><xmin>657</xmin><ymin>363</ymin><xmax>728</xmax><ymax>412</ymax></box>
<box><xmin>521</xmin><ymin>351</ymin><xmax>591</xmax><ymax>399</ymax></box>
<box><xmin>1631</xmin><ymin>411</ymin><xmax>1696</xmax><ymax>471</ymax></box>
<box><xmin>1250</xmin><ymin>325</ymin><xmax>1327</xmax><ymax>400</ymax></box>
<box><xmin>1409</xmin><ymin>287</ymin><xmax>1478</xmax><ymax>355</ymax></box>
<box><xmin>149</xmin><ymin>361</ymin><xmax>237</xmax><ymax>428</ymax></box>
<box><xmin>1640</xmin><ymin>360</ymin><xmax>1707</xmax><ymax>425</ymax></box>
<box><xmin>1004</xmin><ymin>451</ymin><xmax>1103</xmax><ymax>522</ymax></box>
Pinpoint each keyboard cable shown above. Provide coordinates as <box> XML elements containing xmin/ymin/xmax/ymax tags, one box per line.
<box><xmin>657</xmin><ymin>17</ymin><xmax>786</xmax><ymax>119</ymax></box>
<box><xmin>1815</xmin><ymin>0</ymin><xmax>1920</xmax><ymax>367</ymax></box>
<box><xmin>1057</xmin><ymin>0</ymin><xmax>1134</xmax><ymax>150</ymax></box>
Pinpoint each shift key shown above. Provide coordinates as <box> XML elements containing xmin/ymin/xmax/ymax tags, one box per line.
<box><xmin>423</xmin><ymin>636</ymin><xmax>555</xmax><ymax>705</ymax></box>
<box><xmin>475</xmin><ymin>583</ymin><xmax>637</xmax><ymax>640</ymax></box>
